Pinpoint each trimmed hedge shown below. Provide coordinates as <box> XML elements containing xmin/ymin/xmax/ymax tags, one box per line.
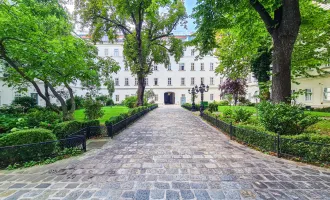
<box><xmin>202</xmin><ymin>112</ymin><xmax>330</xmax><ymax>164</ymax></box>
<box><xmin>0</xmin><ymin>129</ymin><xmax>57</xmax><ymax>167</ymax></box>
<box><xmin>53</xmin><ymin>121</ymin><xmax>82</xmax><ymax>139</ymax></box>
<box><xmin>182</xmin><ymin>103</ymin><xmax>200</xmax><ymax>111</ymax></box>
<box><xmin>105</xmin><ymin>104</ymin><xmax>156</xmax><ymax>126</ymax></box>
<box><xmin>82</xmin><ymin>120</ymin><xmax>101</xmax><ymax>137</ymax></box>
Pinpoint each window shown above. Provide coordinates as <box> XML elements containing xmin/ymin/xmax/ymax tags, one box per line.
<box><xmin>167</xmin><ymin>65</ymin><xmax>172</xmax><ymax>71</ymax></box>
<box><xmin>154</xmin><ymin>65</ymin><xmax>158</xmax><ymax>71</ymax></box>
<box><xmin>200</xmin><ymin>63</ymin><xmax>204</xmax><ymax>71</ymax></box>
<box><xmin>210</xmin><ymin>77</ymin><xmax>214</xmax><ymax>85</ymax></box>
<box><xmin>210</xmin><ymin>63</ymin><xmax>214</xmax><ymax>71</ymax></box>
<box><xmin>125</xmin><ymin>66</ymin><xmax>129</xmax><ymax>71</ymax></box>
<box><xmin>181</xmin><ymin>78</ymin><xmax>185</xmax><ymax>86</ymax></box>
<box><xmin>116</xmin><ymin>95</ymin><xmax>119</xmax><ymax>102</ymax></box>
<box><xmin>179</xmin><ymin>63</ymin><xmax>185</xmax><ymax>71</ymax></box>
<box><xmin>210</xmin><ymin>94</ymin><xmax>214</xmax><ymax>101</ymax></box>
<box><xmin>168</xmin><ymin>78</ymin><xmax>172</xmax><ymax>86</ymax></box>
<box><xmin>191</xmin><ymin>49</ymin><xmax>195</xmax><ymax>56</ymax></box>
<box><xmin>115</xmin><ymin>78</ymin><xmax>119</xmax><ymax>86</ymax></box>
<box><xmin>154</xmin><ymin>78</ymin><xmax>158</xmax><ymax>86</ymax></box>
<box><xmin>324</xmin><ymin>88</ymin><xmax>330</xmax><ymax>100</ymax></box>
<box><xmin>104</xmin><ymin>49</ymin><xmax>108</xmax><ymax>56</ymax></box>
<box><xmin>125</xmin><ymin>78</ymin><xmax>129</xmax><ymax>86</ymax></box>
<box><xmin>135</xmin><ymin>78</ymin><xmax>138</xmax><ymax>86</ymax></box>
<box><xmin>305</xmin><ymin>89</ymin><xmax>312</xmax><ymax>101</ymax></box>
<box><xmin>125</xmin><ymin>95</ymin><xmax>129</xmax><ymax>99</ymax></box>
<box><xmin>155</xmin><ymin>94</ymin><xmax>159</xmax><ymax>101</ymax></box>
<box><xmin>114</xmin><ymin>49</ymin><xmax>119</xmax><ymax>56</ymax></box>
<box><xmin>191</xmin><ymin>77</ymin><xmax>195</xmax><ymax>85</ymax></box>
<box><xmin>182</xmin><ymin>94</ymin><xmax>185</xmax><ymax>97</ymax></box>
<box><xmin>144</xmin><ymin>78</ymin><xmax>148</xmax><ymax>86</ymax></box>
<box><xmin>14</xmin><ymin>92</ymin><xmax>22</xmax><ymax>98</ymax></box>
<box><xmin>201</xmin><ymin>77</ymin><xmax>204</xmax><ymax>84</ymax></box>
<box><xmin>191</xmin><ymin>63</ymin><xmax>195</xmax><ymax>71</ymax></box>
<box><xmin>30</xmin><ymin>93</ymin><xmax>38</xmax><ymax>105</ymax></box>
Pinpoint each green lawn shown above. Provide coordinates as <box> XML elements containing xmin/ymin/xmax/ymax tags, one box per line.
<box><xmin>217</xmin><ymin>106</ymin><xmax>330</xmax><ymax>118</ymax></box>
<box><xmin>307</xmin><ymin>120</ymin><xmax>330</xmax><ymax>136</ymax></box>
<box><xmin>74</xmin><ymin>106</ymin><xmax>129</xmax><ymax>124</ymax></box>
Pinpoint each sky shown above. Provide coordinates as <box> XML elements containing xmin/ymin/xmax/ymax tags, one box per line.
<box><xmin>174</xmin><ymin>0</ymin><xmax>197</xmax><ymax>33</ymax></box>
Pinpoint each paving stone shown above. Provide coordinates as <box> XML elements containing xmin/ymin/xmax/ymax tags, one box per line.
<box><xmin>3</xmin><ymin>190</ymin><xmax>29</xmax><ymax>200</ymax></box>
<box><xmin>63</xmin><ymin>190</ymin><xmax>83</xmax><ymax>200</ymax></box>
<box><xmin>9</xmin><ymin>183</ymin><xmax>27</xmax><ymax>188</ymax></box>
<box><xmin>172</xmin><ymin>182</ymin><xmax>190</xmax><ymax>189</ymax></box>
<box><xmin>166</xmin><ymin>190</ymin><xmax>180</xmax><ymax>200</ymax></box>
<box><xmin>150</xmin><ymin>190</ymin><xmax>165</xmax><ymax>199</ymax></box>
<box><xmin>154</xmin><ymin>182</ymin><xmax>170</xmax><ymax>189</ymax></box>
<box><xmin>190</xmin><ymin>182</ymin><xmax>208</xmax><ymax>189</ymax></box>
<box><xmin>180</xmin><ymin>190</ymin><xmax>194</xmax><ymax>199</ymax></box>
<box><xmin>121</xmin><ymin>191</ymin><xmax>135</xmax><ymax>198</ymax></box>
<box><xmin>35</xmin><ymin>183</ymin><xmax>51</xmax><ymax>188</ymax></box>
<box><xmin>194</xmin><ymin>190</ymin><xmax>211</xmax><ymax>200</ymax></box>
<box><xmin>208</xmin><ymin>190</ymin><xmax>225</xmax><ymax>200</ymax></box>
<box><xmin>135</xmin><ymin>190</ymin><xmax>150</xmax><ymax>200</ymax></box>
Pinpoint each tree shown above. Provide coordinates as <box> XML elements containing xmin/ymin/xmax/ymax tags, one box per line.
<box><xmin>192</xmin><ymin>0</ymin><xmax>329</xmax><ymax>103</ymax></box>
<box><xmin>104</xmin><ymin>78</ymin><xmax>115</xmax><ymax>100</ymax></box>
<box><xmin>251</xmin><ymin>41</ymin><xmax>272</xmax><ymax>100</ymax></box>
<box><xmin>145</xmin><ymin>89</ymin><xmax>156</xmax><ymax>103</ymax></box>
<box><xmin>219</xmin><ymin>79</ymin><xmax>247</xmax><ymax>106</ymax></box>
<box><xmin>76</xmin><ymin>0</ymin><xmax>187</xmax><ymax>106</ymax></box>
<box><xmin>0</xmin><ymin>0</ymin><xmax>119</xmax><ymax>120</ymax></box>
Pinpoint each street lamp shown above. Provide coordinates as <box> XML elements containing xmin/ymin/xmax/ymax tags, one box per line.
<box><xmin>188</xmin><ymin>87</ymin><xmax>198</xmax><ymax>111</ymax></box>
<box><xmin>195</xmin><ymin>83</ymin><xmax>209</xmax><ymax>116</ymax></box>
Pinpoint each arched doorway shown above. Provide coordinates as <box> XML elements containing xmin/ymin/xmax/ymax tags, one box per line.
<box><xmin>164</xmin><ymin>92</ymin><xmax>175</xmax><ymax>104</ymax></box>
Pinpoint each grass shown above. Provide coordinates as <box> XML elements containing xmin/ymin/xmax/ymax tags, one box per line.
<box><xmin>307</xmin><ymin>120</ymin><xmax>330</xmax><ymax>136</ymax></box>
<box><xmin>217</xmin><ymin>105</ymin><xmax>330</xmax><ymax>118</ymax></box>
<box><xmin>74</xmin><ymin>106</ymin><xmax>129</xmax><ymax>124</ymax></box>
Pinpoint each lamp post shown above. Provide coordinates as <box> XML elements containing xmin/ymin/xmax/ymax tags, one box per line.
<box><xmin>188</xmin><ymin>87</ymin><xmax>198</xmax><ymax>111</ymax></box>
<box><xmin>195</xmin><ymin>83</ymin><xmax>209</xmax><ymax>116</ymax></box>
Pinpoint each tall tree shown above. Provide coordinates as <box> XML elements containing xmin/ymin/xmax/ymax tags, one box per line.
<box><xmin>193</xmin><ymin>0</ymin><xmax>305</xmax><ymax>103</ymax></box>
<box><xmin>219</xmin><ymin>78</ymin><xmax>247</xmax><ymax>106</ymax></box>
<box><xmin>76</xmin><ymin>0</ymin><xmax>187</xmax><ymax>106</ymax></box>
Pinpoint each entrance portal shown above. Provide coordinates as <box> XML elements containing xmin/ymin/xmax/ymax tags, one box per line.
<box><xmin>164</xmin><ymin>92</ymin><xmax>175</xmax><ymax>104</ymax></box>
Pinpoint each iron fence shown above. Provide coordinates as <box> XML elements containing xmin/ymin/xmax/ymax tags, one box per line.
<box><xmin>0</xmin><ymin>135</ymin><xmax>86</xmax><ymax>168</ymax></box>
<box><xmin>201</xmin><ymin>112</ymin><xmax>330</xmax><ymax>164</ymax></box>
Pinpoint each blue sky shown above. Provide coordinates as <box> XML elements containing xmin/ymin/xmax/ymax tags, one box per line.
<box><xmin>174</xmin><ymin>0</ymin><xmax>197</xmax><ymax>33</ymax></box>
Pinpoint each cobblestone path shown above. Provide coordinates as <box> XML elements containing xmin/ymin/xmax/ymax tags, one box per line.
<box><xmin>0</xmin><ymin>106</ymin><xmax>330</xmax><ymax>200</ymax></box>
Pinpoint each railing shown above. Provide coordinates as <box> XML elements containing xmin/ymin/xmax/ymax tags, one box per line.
<box><xmin>0</xmin><ymin>135</ymin><xmax>86</xmax><ymax>168</ymax></box>
<box><xmin>201</xmin><ymin>112</ymin><xmax>330</xmax><ymax>164</ymax></box>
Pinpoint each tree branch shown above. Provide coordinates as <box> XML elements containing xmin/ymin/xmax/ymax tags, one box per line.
<box><xmin>96</xmin><ymin>15</ymin><xmax>132</xmax><ymax>34</ymax></box>
<box><xmin>150</xmin><ymin>19</ymin><xmax>179</xmax><ymax>41</ymax></box>
<box><xmin>249</xmin><ymin>0</ymin><xmax>275</xmax><ymax>33</ymax></box>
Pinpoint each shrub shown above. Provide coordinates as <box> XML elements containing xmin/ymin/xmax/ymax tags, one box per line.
<box><xmin>123</xmin><ymin>96</ymin><xmax>137</xmax><ymax>108</ymax></box>
<box><xmin>83</xmin><ymin>98</ymin><xmax>104</xmax><ymax>120</ymax></box>
<box><xmin>313</xmin><ymin>107</ymin><xmax>330</xmax><ymax>113</ymax></box>
<box><xmin>26</xmin><ymin>109</ymin><xmax>62</xmax><ymax>128</ymax></box>
<box><xmin>0</xmin><ymin>104</ymin><xmax>25</xmax><ymax>115</ymax></box>
<box><xmin>258</xmin><ymin>101</ymin><xmax>320</xmax><ymax>135</ymax></box>
<box><xmin>218</xmin><ymin>100</ymin><xmax>229</xmax><ymax>106</ymax></box>
<box><xmin>82</xmin><ymin>120</ymin><xmax>101</xmax><ymax>138</ymax></box>
<box><xmin>232</xmin><ymin>108</ymin><xmax>253</xmax><ymax>123</ymax></box>
<box><xmin>53</xmin><ymin>121</ymin><xmax>82</xmax><ymax>139</ymax></box>
<box><xmin>66</xmin><ymin>96</ymin><xmax>85</xmax><ymax>111</ymax></box>
<box><xmin>106</xmin><ymin>99</ymin><xmax>114</xmax><ymax>106</ymax></box>
<box><xmin>0</xmin><ymin>128</ymin><xmax>57</xmax><ymax>168</ymax></box>
<box><xmin>208</xmin><ymin>102</ymin><xmax>219</xmax><ymax>113</ymax></box>
<box><xmin>12</xmin><ymin>96</ymin><xmax>37</xmax><ymax>112</ymax></box>
<box><xmin>96</xmin><ymin>95</ymin><xmax>108</xmax><ymax>105</ymax></box>
<box><xmin>0</xmin><ymin>115</ymin><xmax>18</xmax><ymax>133</ymax></box>
<box><xmin>222</xmin><ymin>108</ymin><xmax>233</xmax><ymax>118</ymax></box>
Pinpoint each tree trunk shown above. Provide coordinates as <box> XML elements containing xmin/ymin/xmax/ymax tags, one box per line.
<box><xmin>136</xmin><ymin>76</ymin><xmax>145</xmax><ymax>106</ymax></box>
<box><xmin>47</xmin><ymin>82</ymin><xmax>70</xmax><ymax>120</ymax></box>
<box><xmin>65</xmin><ymin>83</ymin><xmax>76</xmax><ymax>114</ymax></box>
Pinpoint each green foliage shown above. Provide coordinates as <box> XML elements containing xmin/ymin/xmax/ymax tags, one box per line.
<box><xmin>258</xmin><ymin>101</ymin><xmax>320</xmax><ymax>135</ymax></box>
<box><xmin>53</xmin><ymin>121</ymin><xmax>82</xmax><ymax>139</ymax></box>
<box><xmin>218</xmin><ymin>100</ymin><xmax>229</xmax><ymax>106</ymax></box>
<box><xmin>106</xmin><ymin>99</ymin><xmax>114</xmax><ymax>106</ymax></box>
<box><xmin>83</xmin><ymin>98</ymin><xmax>104</xmax><ymax>120</ymax></box>
<box><xmin>0</xmin><ymin>128</ymin><xmax>57</xmax><ymax>167</ymax></box>
<box><xmin>313</xmin><ymin>107</ymin><xmax>330</xmax><ymax>113</ymax></box>
<box><xmin>66</xmin><ymin>96</ymin><xmax>85</xmax><ymax>111</ymax></box>
<box><xmin>0</xmin><ymin>115</ymin><xmax>19</xmax><ymax>133</ymax></box>
<box><xmin>82</xmin><ymin>120</ymin><xmax>101</xmax><ymax>137</ymax></box>
<box><xmin>232</xmin><ymin>108</ymin><xmax>253</xmax><ymax>123</ymax></box>
<box><xmin>25</xmin><ymin>109</ymin><xmax>62</xmax><ymax>129</ymax></box>
<box><xmin>181</xmin><ymin>103</ymin><xmax>200</xmax><ymax>111</ymax></box>
<box><xmin>208</xmin><ymin>102</ymin><xmax>218</xmax><ymax>113</ymax></box>
<box><xmin>222</xmin><ymin>109</ymin><xmax>233</xmax><ymax>119</ymax></box>
<box><xmin>96</xmin><ymin>95</ymin><xmax>108</xmax><ymax>105</ymax></box>
<box><xmin>123</xmin><ymin>96</ymin><xmax>138</xmax><ymax>108</ymax></box>
<box><xmin>12</xmin><ymin>96</ymin><xmax>37</xmax><ymax>112</ymax></box>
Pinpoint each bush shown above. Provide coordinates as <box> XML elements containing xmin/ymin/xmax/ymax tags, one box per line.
<box><xmin>82</xmin><ymin>120</ymin><xmax>101</xmax><ymax>138</ymax></box>
<box><xmin>232</xmin><ymin>108</ymin><xmax>253</xmax><ymax>123</ymax></box>
<box><xmin>313</xmin><ymin>107</ymin><xmax>330</xmax><ymax>113</ymax></box>
<box><xmin>12</xmin><ymin>96</ymin><xmax>37</xmax><ymax>112</ymax></box>
<box><xmin>218</xmin><ymin>100</ymin><xmax>229</xmax><ymax>106</ymax></box>
<box><xmin>123</xmin><ymin>96</ymin><xmax>137</xmax><ymax>108</ymax></box>
<box><xmin>258</xmin><ymin>101</ymin><xmax>320</xmax><ymax>135</ymax></box>
<box><xmin>208</xmin><ymin>102</ymin><xmax>219</xmax><ymax>113</ymax></box>
<box><xmin>53</xmin><ymin>121</ymin><xmax>82</xmax><ymax>139</ymax></box>
<box><xmin>96</xmin><ymin>95</ymin><xmax>108</xmax><ymax>105</ymax></box>
<box><xmin>0</xmin><ymin>115</ymin><xmax>18</xmax><ymax>133</ymax></box>
<box><xmin>0</xmin><ymin>128</ymin><xmax>57</xmax><ymax>167</ymax></box>
<box><xmin>222</xmin><ymin>108</ymin><xmax>233</xmax><ymax>118</ymax></box>
<box><xmin>106</xmin><ymin>98</ymin><xmax>114</xmax><ymax>106</ymax></box>
<box><xmin>0</xmin><ymin>104</ymin><xmax>25</xmax><ymax>115</ymax></box>
<box><xmin>83</xmin><ymin>98</ymin><xmax>104</xmax><ymax>120</ymax></box>
<box><xmin>66</xmin><ymin>96</ymin><xmax>85</xmax><ymax>111</ymax></box>
<box><xmin>26</xmin><ymin>109</ymin><xmax>62</xmax><ymax>129</ymax></box>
